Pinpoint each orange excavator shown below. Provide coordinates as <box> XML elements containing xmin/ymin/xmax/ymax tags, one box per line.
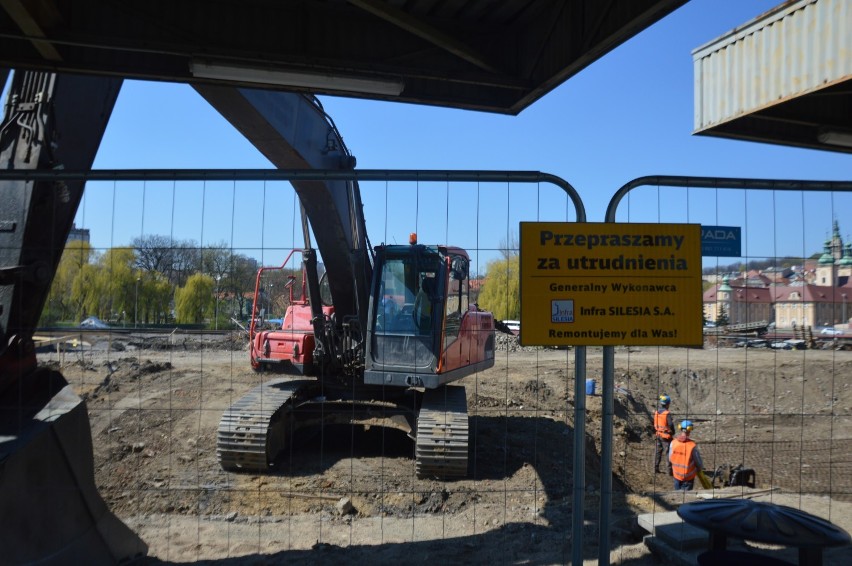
<box><xmin>199</xmin><ymin>88</ymin><xmax>496</xmax><ymax>478</ymax></box>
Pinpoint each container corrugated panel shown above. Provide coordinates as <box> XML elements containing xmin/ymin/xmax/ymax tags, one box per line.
<box><xmin>692</xmin><ymin>0</ymin><xmax>851</xmax><ymax>132</ymax></box>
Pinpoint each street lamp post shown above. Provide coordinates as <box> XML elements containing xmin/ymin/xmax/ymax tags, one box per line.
<box><xmin>134</xmin><ymin>277</ymin><xmax>140</xmax><ymax>329</ymax></box>
<box><xmin>215</xmin><ymin>275</ymin><xmax>221</xmax><ymax>330</ymax></box>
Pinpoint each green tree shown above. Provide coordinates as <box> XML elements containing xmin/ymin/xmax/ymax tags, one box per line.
<box><xmin>174</xmin><ymin>273</ymin><xmax>214</xmax><ymax>324</ymax></box>
<box><xmin>102</xmin><ymin>248</ymin><xmax>137</xmax><ymax>322</ymax></box>
<box><xmin>716</xmin><ymin>304</ymin><xmax>730</xmax><ymax>326</ymax></box>
<box><xmin>477</xmin><ymin>256</ymin><xmax>520</xmax><ymax>321</ymax></box>
<box><xmin>138</xmin><ymin>273</ymin><xmax>175</xmax><ymax>325</ymax></box>
<box><xmin>71</xmin><ymin>248</ymin><xmax>138</xmax><ymax>322</ymax></box>
<box><xmin>42</xmin><ymin>240</ymin><xmax>93</xmax><ymax>324</ymax></box>
<box><xmin>72</xmin><ymin>262</ymin><xmax>104</xmax><ymax>320</ymax></box>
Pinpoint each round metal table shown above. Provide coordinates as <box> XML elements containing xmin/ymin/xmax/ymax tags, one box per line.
<box><xmin>677</xmin><ymin>499</ymin><xmax>851</xmax><ymax>565</ymax></box>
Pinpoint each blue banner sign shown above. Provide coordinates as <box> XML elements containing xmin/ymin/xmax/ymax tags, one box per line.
<box><xmin>701</xmin><ymin>225</ymin><xmax>741</xmax><ymax>257</ymax></box>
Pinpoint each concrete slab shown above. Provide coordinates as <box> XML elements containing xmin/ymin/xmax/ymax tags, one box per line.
<box><xmin>656</xmin><ymin>521</ymin><xmax>709</xmax><ymax>551</ymax></box>
<box><xmin>637</xmin><ymin>510</ymin><xmax>680</xmax><ymax>533</ymax></box>
<box><xmin>644</xmin><ymin>534</ymin><xmax>700</xmax><ymax>566</ymax></box>
<box><xmin>637</xmin><ymin>511</ymin><xmax>708</xmax><ymax>551</ymax></box>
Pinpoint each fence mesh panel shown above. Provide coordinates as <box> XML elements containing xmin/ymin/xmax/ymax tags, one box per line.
<box><xmin>29</xmin><ymin>174</ymin><xmax>852</xmax><ymax>563</ymax></box>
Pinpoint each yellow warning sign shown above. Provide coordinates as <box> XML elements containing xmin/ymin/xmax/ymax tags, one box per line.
<box><xmin>519</xmin><ymin>222</ymin><xmax>703</xmax><ymax>346</ymax></box>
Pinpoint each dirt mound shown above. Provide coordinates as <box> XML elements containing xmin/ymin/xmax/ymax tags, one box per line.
<box><xmin>80</xmin><ymin>358</ymin><xmax>174</xmax><ymax>401</ymax></box>
<box><xmin>125</xmin><ymin>331</ymin><xmax>246</xmax><ymax>352</ymax></box>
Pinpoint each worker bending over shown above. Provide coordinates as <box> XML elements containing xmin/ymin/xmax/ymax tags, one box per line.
<box><xmin>669</xmin><ymin>420</ymin><xmax>703</xmax><ymax>491</ymax></box>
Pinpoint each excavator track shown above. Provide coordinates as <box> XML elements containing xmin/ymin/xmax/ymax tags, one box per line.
<box><xmin>415</xmin><ymin>385</ymin><xmax>469</xmax><ymax>479</ymax></box>
<box><xmin>217</xmin><ymin>378</ymin><xmax>312</xmax><ymax>471</ymax></box>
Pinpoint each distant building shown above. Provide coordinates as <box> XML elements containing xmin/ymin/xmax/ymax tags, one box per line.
<box><xmin>761</xmin><ymin>265</ymin><xmax>793</xmax><ymax>284</ymax></box>
<box><xmin>704</xmin><ymin>221</ymin><xmax>852</xmax><ymax>329</ymax></box>
<box><xmin>67</xmin><ymin>223</ymin><xmax>90</xmax><ymax>244</ymax></box>
<box><xmin>773</xmin><ymin>285</ymin><xmax>851</xmax><ymax>329</ymax></box>
<box><xmin>814</xmin><ymin>220</ymin><xmax>852</xmax><ymax>287</ymax></box>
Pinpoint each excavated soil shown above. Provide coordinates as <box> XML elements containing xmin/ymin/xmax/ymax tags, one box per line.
<box><xmin>39</xmin><ymin>332</ymin><xmax>852</xmax><ymax>564</ymax></box>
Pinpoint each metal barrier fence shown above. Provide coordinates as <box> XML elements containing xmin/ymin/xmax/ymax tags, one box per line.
<box><xmin>6</xmin><ymin>168</ymin><xmax>852</xmax><ymax>564</ymax></box>
<box><xmin>6</xmin><ymin>168</ymin><xmax>600</xmax><ymax>564</ymax></box>
<box><xmin>602</xmin><ymin>176</ymin><xmax>852</xmax><ymax>565</ymax></box>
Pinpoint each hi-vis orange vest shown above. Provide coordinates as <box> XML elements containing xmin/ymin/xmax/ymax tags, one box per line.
<box><xmin>670</xmin><ymin>437</ymin><xmax>697</xmax><ymax>481</ymax></box>
<box><xmin>654</xmin><ymin>410</ymin><xmax>672</xmax><ymax>440</ymax></box>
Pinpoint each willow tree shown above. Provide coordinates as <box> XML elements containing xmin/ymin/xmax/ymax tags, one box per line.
<box><xmin>477</xmin><ymin>256</ymin><xmax>520</xmax><ymax>321</ymax></box>
<box><xmin>72</xmin><ymin>247</ymin><xmax>137</xmax><ymax>321</ymax></box>
<box><xmin>139</xmin><ymin>273</ymin><xmax>175</xmax><ymax>325</ymax></box>
<box><xmin>174</xmin><ymin>273</ymin><xmax>215</xmax><ymax>324</ymax></box>
<box><xmin>42</xmin><ymin>240</ymin><xmax>93</xmax><ymax>324</ymax></box>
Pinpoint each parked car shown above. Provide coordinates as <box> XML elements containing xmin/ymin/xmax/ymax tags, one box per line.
<box><xmin>80</xmin><ymin>316</ymin><xmax>109</xmax><ymax>329</ymax></box>
<box><xmin>504</xmin><ymin>320</ymin><xmax>520</xmax><ymax>335</ymax></box>
<box><xmin>820</xmin><ymin>327</ymin><xmax>843</xmax><ymax>336</ymax></box>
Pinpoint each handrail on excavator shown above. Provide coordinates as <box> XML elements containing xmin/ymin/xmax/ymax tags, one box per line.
<box><xmin>248</xmin><ymin>248</ymin><xmax>304</xmax><ymax>340</ymax></box>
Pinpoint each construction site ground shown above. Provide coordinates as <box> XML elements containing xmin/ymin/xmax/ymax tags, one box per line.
<box><xmin>39</xmin><ymin>331</ymin><xmax>852</xmax><ymax>564</ymax></box>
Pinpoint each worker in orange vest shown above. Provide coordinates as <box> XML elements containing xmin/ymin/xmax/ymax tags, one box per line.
<box><xmin>653</xmin><ymin>394</ymin><xmax>674</xmax><ymax>475</ymax></box>
<box><xmin>668</xmin><ymin>420</ymin><xmax>704</xmax><ymax>490</ymax></box>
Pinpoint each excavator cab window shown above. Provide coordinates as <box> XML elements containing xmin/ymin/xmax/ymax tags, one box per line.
<box><xmin>444</xmin><ymin>255</ymin><xmax>469</xmax><ymax>348</ymax></box>
<box><xmin>369</xmin><ymin>246</ymin><xmax>446</xmax><ymax>372</ymax></box>
<box><xmin>374</xmin><ymin>257</ymin><xmax>407</xmax><ymax>332</ymax></box>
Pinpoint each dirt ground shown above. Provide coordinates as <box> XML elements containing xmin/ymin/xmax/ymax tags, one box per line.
<box><xmin>39</xmin><ymin>332</ymin><xmax>852</xmax><ymax>564</ymax></box>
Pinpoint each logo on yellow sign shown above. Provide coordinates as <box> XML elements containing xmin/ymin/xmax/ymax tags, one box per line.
<box><xmin>551</xmin><ymin>300</ymin><xmax>574</xmax><ymax>323</ymax></box>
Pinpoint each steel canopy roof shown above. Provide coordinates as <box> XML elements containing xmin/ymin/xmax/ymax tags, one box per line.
<box><xmin>0</xmin><ymin>0</ymin><xmax>687</xmax><ymax>114</ymax></box>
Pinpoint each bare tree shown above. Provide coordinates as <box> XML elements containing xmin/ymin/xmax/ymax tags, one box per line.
<box><xmin>202</xmin><ymin>242</ymin><xmax>231</xmax><ymax>280</ymax></box>
<box><xmin>499</xmin><ymin>231</ymin><xmax>519</xmax><ymax>260</ymax></box>
<box><xmin>171</xmin><ymin>241</ymin><xmax>201</xmax><ymax>287</ymax></box>
<box><xmin>132</xmin><ymin>234</ymin><xmax>175</xmax><ymax>274</ymax></box>
<box><xmin>229</xmin><ymin>254</ymin><xmax>258</xmax><ymax>318</ymax></box>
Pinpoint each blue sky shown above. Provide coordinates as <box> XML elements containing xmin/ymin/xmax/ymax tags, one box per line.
<box><xmin>77</xmin><ymin>0</ymin><xmax>851</xmax><ymax>274</ymax></box>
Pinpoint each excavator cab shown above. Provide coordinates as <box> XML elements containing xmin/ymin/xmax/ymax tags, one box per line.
<box><xmin>365</xmin><ymin>242</ymin><xmax>495</xmax><ymax>389</ymax></box>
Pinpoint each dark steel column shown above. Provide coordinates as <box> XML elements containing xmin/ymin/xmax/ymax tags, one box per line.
<box><xmin>0</xmin><ymin>71</ymin><xmax>121</xmax><ymax>387</ymax></box>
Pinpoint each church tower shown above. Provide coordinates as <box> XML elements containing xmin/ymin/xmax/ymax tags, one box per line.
<box><xmin>816</xmin><ymin>239</ymin><xmax>837</xmax><ymax>286</ymax></box>
<box><xmin>816</xmin><ymin>221</ymin><xmax>848</xmax><ymax>286</ymax></box>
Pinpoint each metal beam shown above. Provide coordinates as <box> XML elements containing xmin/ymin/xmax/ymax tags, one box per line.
<box><xmin>191</xmin><ymin>85</ymin><xmax>371</xmax><ymax>330</ymax></box>
<box><xmin>0</xmin><ymin>0</ymin><xmax>62</xmax><ymax>60</ymax></box>
<box><xmin>348</xmin><ymin>0</ymin><xmax>501</xmax><ymax>74</ymax></box>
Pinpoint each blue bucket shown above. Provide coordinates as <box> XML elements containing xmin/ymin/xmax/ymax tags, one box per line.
<box><xmin>585</xmin><ymin>378</ymin><xmax>596</xmax><ymax>395</ymax></box>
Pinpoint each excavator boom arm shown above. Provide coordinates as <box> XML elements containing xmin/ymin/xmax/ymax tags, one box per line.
<box><xmin>192</xmin><ymin>86</ymin><xmax>372</xmax><ymax>333</ymax></box>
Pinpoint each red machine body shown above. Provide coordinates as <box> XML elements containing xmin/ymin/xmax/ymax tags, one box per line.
<box><xmin>250</xmin><ymin>302</ymin><xmax>334</xmax><ymax>374</ymax></box>
<box><xmin>248</xmin><ymin>250</ymin><xmax>334</xmax><ymax>374</ymax></box>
